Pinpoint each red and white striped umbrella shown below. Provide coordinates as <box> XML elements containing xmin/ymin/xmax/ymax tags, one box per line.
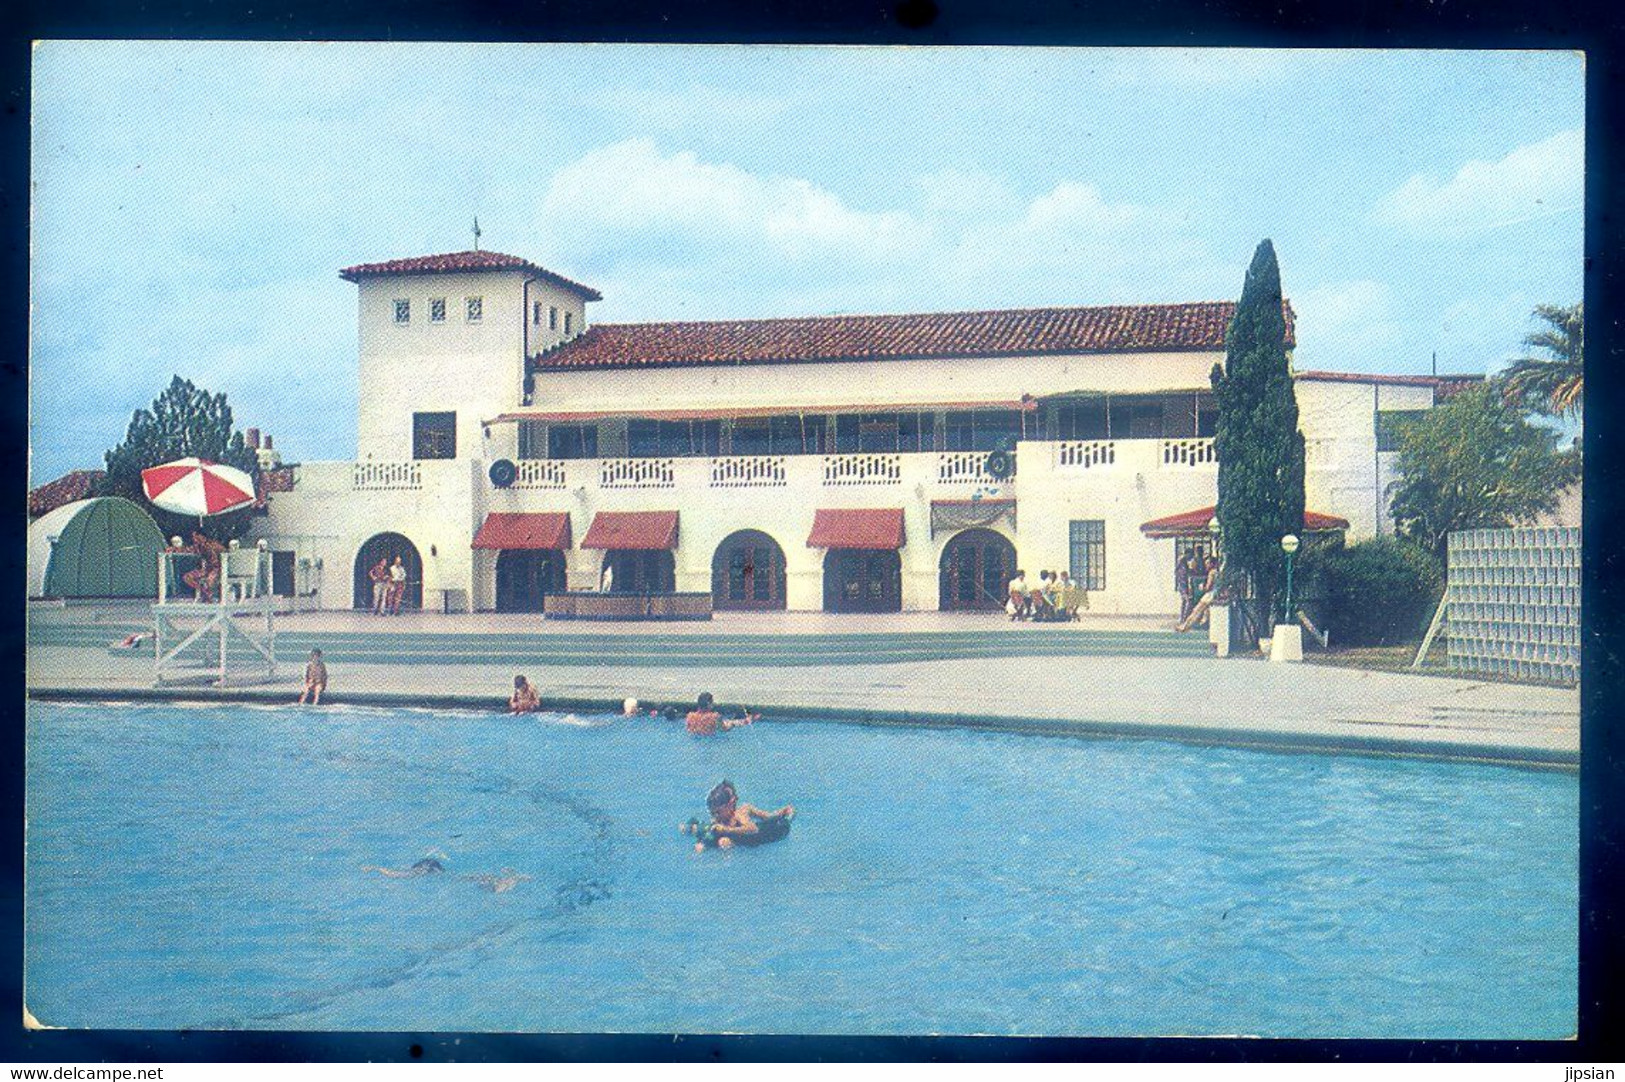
<box><xmin>140</xmin><ymin>457</ymin><xmax>257</xmax><ymax>517</ymax></box>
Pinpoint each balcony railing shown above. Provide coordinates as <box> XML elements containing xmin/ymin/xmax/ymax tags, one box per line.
<box><xmin>353</xmin><ymin>461</ymin><xmax>422</xmax><ymax>491</ymax></box>
<box><xmin>1056</xmin><ymin>440</ymin><xmax>1117</xmax><ymax>470</ymax></box>
<box><xmin>937</xmin><ymin>450</ymin><xmax>1015</xmax><ymax>484</ymax></box>
<box><xmin>514</xmin><ymin>459</ymin><xmax>567</xmax><ymax>489</ymax></box>
<box><xmin>601</xmin><ymin>457</ymin><xmax>676</xmax><ymax>489</ymax></box>
<box><xmin>710</xmin><ymin>455</ymin><xmax>788</xmax><ymax>487</ymax></box>
<box><xmin>823</xmin><ymin>453</ymin><xmax>902</xmax><ymax>486</ymax></box>
<box><xmin>1159</xmin><ymin>438</ymin><xmax>1217</xmax><ymax>468</ymax></box>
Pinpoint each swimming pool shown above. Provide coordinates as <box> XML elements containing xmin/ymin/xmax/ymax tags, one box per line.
<box><xmin>25</xmin><ymin>700</ymin><xmax>1576</xmax><ymax>1037</ymax></box>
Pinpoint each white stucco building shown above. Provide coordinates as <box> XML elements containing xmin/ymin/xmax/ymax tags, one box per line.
<box><xmin>248</xmin><ymin>247</ymin><xmax>1471</xmax><ymax>617</ymax></box>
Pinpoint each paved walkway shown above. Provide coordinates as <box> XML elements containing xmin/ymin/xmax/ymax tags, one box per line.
<box><xmin>27</xmin><ymin>603</ymin><xmax>1578</xmax><ymax>768</ymax></box>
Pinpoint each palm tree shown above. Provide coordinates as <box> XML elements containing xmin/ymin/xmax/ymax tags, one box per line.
<box><xmin>1500</xmin><ymin>302</ymin><xmax>1583</xmax><ymax>418</ymax></box>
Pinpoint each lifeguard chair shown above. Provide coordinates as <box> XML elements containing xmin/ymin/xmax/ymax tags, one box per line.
<box><xmin>153</xmin><ymin>538</ymin><xmax>278</xmax><ymax>687</ymax></box>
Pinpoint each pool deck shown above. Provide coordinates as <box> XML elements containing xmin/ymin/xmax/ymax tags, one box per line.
<box><xmin>27</xmin><ymin>604</ymin><xmax>1580</xmax><ymax>769</ymax></box>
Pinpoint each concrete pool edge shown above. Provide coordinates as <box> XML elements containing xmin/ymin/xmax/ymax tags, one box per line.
<box><xmin>26</xmin><ymin>686</ymin><xmax>1577</xmax><ymax>772</ymax></box>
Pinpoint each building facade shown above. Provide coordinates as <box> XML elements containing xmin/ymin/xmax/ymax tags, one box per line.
<box><xmin>248</xmin><ymin>248</ymin><xmax>1467</xmax><ymax>616</ymax></box>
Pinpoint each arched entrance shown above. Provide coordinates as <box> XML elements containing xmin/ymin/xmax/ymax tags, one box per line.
<box><xmin>712</xmin><ymin>530</ymin><xmax>787</xmax><ymax>611</ymax></box>
<box><xmin>938</xmin><ymin>528</ymin><xmax>1017</xmax><ymax>611</ymax></box>
<box><xmin>353</xmin><ymin>532</ymin><xmax>423</xmax><ymax>611</ymax></box>
<box><xmin>603</xmin><ymin>550</ymin><xmax>676</xmax><ymax>594</ymax></box>
<box><xmin>495</xmin><ymin>550</ymin><xmax>567</xmax><ymax>612</ymax></box>
<box><xmin>824</xmin><ymin>549</ymin><xmax>901</xmax><ymax>613</ymax></box>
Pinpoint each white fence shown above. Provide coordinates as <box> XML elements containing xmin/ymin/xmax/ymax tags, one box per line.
<box><xmin>1056</xmin><ymin>440</ymin><xmax>1117</xmax><ymax>470</ymax></box>
<box><xmin>710</xmin><ymin>455</ymin><xmax>788</xmax><ymax>488</ymax></box>
<box><xmin>353</xmin><ymin>461</ymin><xmax>422</xmax><ymax>491</ymax></box>
<box><xmin>1159</xmin><ymin>438</ymin><xmax>1217</xmax><ymax>468</ymax></box>
<box><xmin>823</xmin><ymin>453</ymin><xmax>902</xmax><ymax>486</ymax></box>
<box><xmin>513</xmin><ymin>459</ymin><xmax>567</xmax><ymax>489</ymax></box>
<box><xmin>1447</xmin><ymin>526</ymin><xmax>1579</xmax><ymax>684</ymax></box>
<box><xmin>600</xmin><ymin>458</ymin><xmax>677</xmax><ymax>489</ymax></box>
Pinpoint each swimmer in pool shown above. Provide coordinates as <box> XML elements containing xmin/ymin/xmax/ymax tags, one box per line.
<box><xmin>363</xmin><ymin>856</ymin><xmax>446</xmax><ymax>878</ymax></box>
<box><xmin>464</xmin><ymin>868</ymin><xmax>532</xmax><ymax>893</ymax></box>
<box><xmin>686</xmin><ymin>780</ymin><xmax>794</xmax><ymax>851</ymax></box>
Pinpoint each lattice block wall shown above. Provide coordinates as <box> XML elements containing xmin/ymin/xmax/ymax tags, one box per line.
<box><xmin>1447</xmin><ymin>526</ymin><xmax>1579</xmax><ymax>684</ymax></box>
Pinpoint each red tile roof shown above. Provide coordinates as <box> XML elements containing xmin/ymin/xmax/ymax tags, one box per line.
<box><xmin>535</xmin><ymin>301</ymin><xmax>1296</xmax><ymax>371</ymax></box>
<box><xmin>806</xmin><ymin>508</ymin><xmax>906</xmax><ymax>550</ymax></box>
<box><xmin>580</xmin><ymin>510</ymin><xmax>679</xmax><ymax>551</ymax></box>
<box><xmin>339</xmin><ymin>249</ymin><xmax>602</xmax><ymax>300</ymax></box>
<box><xmin>29</xmin><ymin>469</ymin><xmax>103</xmax><ymax>518</ymax></box>
<box><xmin>472</xmin><ymin>512</ymin><xmax>573</xmax><ymax>551</ymax></box>
<box><xmin>1139</xmin><ymin>505</ymin><xmax>1350</xmax><ymax>539</ymax></box>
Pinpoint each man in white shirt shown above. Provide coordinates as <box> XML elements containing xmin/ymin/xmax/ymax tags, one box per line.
<box><xmin>1007</xmin><ymin>569</ymin><xmax>1029</xmax><ymax>620</ymax></box>
<box><xmin>600</xmin><ymin>561</ymin><xmax>615</xmax><ymax>593</ymax></box>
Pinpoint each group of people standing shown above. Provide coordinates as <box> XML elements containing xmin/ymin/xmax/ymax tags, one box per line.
<box><xmin>367</xmin><ymin>555</ymin><xmax>409</xmax><ymax>615</ymax></box>
<box><xmin>1005</xmin><ymin>569</ymin><xmax>1084</xmax><ymax>622</ymax></box>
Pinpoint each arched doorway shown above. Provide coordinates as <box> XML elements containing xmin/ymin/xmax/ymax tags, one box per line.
<box><xmin>938</xmin><ymin>528</ymin><xmax>1017</xmax><ymax>611</ymax></box>
<box><xmin>603</xmin><ymin>550</ymin><xmax>676</xmax><ymax>594</ymax></box>
<box><xmin>824</xmin><ymin>549</ymin><xmax>902</xmax><ymax>613</ymax></box>
<box><xmin>712</xmin><ymin>530</ymin><xmax>787</xmax><ymax>611</ymax></box>
<box><xmin>353</xmin><ymin>532</ymin><xmax>423</xmax><ymax>611</ymax></box>
<box><xmin>495</xmin><ymin>550</ymin><xmax>567</xmax><ymax>612</ymax></box>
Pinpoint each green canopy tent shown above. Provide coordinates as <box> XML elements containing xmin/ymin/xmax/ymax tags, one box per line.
<box><xmin>32</xmin><ymin>497</ymin><xmax>165</xmax><ymax>599</ymax></box>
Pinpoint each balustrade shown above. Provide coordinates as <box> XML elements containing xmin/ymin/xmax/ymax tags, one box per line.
<box><xmin>936</xmin><ymin>450</ymin><xmax>1015</xmax><ymax>484</ymax></box>
<box><xmin>600</xmin><ymin>457</ymin><xmax>677</xmax><ymax>489</ymax></box>
<box><xmin>1055</xmin><ymin>440</ymin><xmax>1117</xmax><ymax>470</ymax></box>
<box><xmin>353</xmin><ymin>461</ymin><xmax>422</xmax><ymax>491</ymax></box>
<box><xmin>710</xmin><ymin>456</ymin><xmax>788</xmax><ymax>488</ymax></box>
<box><xmin>823</xmin><ymin>453</ymin><xmax>902</xmax><ymax>486</ymax></box>
<box><xmin>1159</xmin><ymin>438</ymin><xmax>1217</xmax><ymax>468</ymax></box>
<box><xmin>513</xmin><ymin>459</ymin><xmax>568</xmax><ymax>489</ymax></box>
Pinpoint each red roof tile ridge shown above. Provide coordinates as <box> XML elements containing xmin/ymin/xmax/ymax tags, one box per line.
<box><xmin>588</xmin><ymin>298</ymin><xmax>1252</xmax><ymax>332</ymax></box>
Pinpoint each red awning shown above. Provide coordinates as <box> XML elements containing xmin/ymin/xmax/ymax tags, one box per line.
<box><xmin>806</xmin><ymin>508</ymin><xmax>906</xmax><ymax>550</ymax></box>
<box><xmin>580</xmin><ymin>510</ymin><xmax>680</xmax><ymax>550</ymax></box>
<box><xmin>471</xmin><ymin>512</ymin><xmax>572</xmax><ymax>550</ymax></box>
<box><xmin>1139</xmin><ymin>505</ymin><xmax>1351</xmax><ymax>539</ymax></box>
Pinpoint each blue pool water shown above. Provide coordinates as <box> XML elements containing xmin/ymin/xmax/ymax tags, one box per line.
<box><xmin>25</xmin><ymin>700</ymin><xmax>1576</xmax><ymax>1037</ymax></box>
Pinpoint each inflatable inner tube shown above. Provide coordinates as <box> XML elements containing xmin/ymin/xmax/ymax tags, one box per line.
<box><xmin>685</xmin><ymin>813</ymin><xmax>793</xmax><ymax>849</ymax></box>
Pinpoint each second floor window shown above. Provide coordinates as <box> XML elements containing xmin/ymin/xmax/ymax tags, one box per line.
<box><xmin>547</xmin><ymin>423</ymin><xmax>599</xmax><ymax>460</ymax></box>
<box><xmin>393</xmin><ymin>299</ymin><xmax>410</xmax><ymax>324</ymax></box>
<box><xmin>549</xmin><ymin>306</ymin><xmax>558</xmax><ymax>330</ymax></box>
<box><xmin>413</xmin><ymin>411</ymin><xmax>457</xmax><ymax>460</ymax></box>
<box><xmin>429</xmin><ymin>297</ymin><xmax>446</xmax><ymax>323</ymax></box>
<box><xmin>564</xmin><ymin>312</ymin><xmax>573</xmax><ymax>335</ymax></box>
<box><xmin>532</xmin><ymin>301</ymin><xmax>544</xmax><ymax>325</ymax></box>
<box><xmin>466</xmin><ymin>296</ymin><xmax>483</xmax><ymax>323</ymax></box>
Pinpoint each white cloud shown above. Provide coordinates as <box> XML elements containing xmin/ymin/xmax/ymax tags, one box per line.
<box><xmin>539</xmin><ymin>139</ymin><xmax>925</xmax><ymax>267</ymax></box>
<box><xmin>1374</xmin><ymin>129</ymin><xmax>1583</xmax><ymax>234</ymax></box>
<box><xmin>535</xmin><ymin>140</ymin><xmax>1239</xmax><ymax>320</ymax></box>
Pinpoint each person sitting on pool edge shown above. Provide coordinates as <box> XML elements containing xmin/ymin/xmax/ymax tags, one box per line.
<box><xmin>510</xmin><ymin>675</ymin><xmax>541</xmax><ymax>714</ymax></box>
<box><xmin>693</xmin><ymin>780</ymin><xmax>794</xmax><ymax>851</ymax></box>
<box><xmin>685</xmin><ymin>692</ymin><xmax>758</xmax><ymax>734</ymax></box>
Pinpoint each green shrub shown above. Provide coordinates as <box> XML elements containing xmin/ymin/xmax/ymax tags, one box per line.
<box><xmin>1296</xmin><ymin>536</ymin><xmax>1443</xmax><ymax>647</ymax></box>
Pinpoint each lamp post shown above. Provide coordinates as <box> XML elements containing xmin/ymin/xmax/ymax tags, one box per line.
<box><xmin>1280</xmin><ymin>533</ymin><xmax>1300</xmax><ymax>624</ymax></box>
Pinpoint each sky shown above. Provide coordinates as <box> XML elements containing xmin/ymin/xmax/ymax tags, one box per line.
<box><xmin>28</xmin><ymin>43</ymin><xmax>1584</xmax><ymax>482</ymax></box>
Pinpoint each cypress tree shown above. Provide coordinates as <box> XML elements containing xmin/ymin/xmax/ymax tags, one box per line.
<box><xmin>1210</xmin><ymin>240</ymin><xmax>1306</xmax><ymax>638</ymax></box>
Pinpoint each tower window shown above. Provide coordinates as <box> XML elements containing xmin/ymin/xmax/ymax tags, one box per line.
<box><xmin>532</xmin><ymin>301</ymin><xmax>544</xmax><ymax>325</ymax></box>
<box><xmin>413</xmin><ymin>412</ymin><xmax>457</xmax><ymax>460</ymax></box>
<box><xmin>393</xmin><ymin>299</ymin><xmax>410</xmax><ymax>324</ymax></box>
<box><xmin>564</xmin><ymin>312</ymin><xmax>573</xmax><ymax>335</ymax></box>
<box><xmin>549</xmin><ymin>307</ymin><xmax>558</xmax><ymax>330</ymax></box>
<box><xmin>429</xmin><ymin>297</ymin><xmax>446</xmax><ymax>323</ymax></box>
<box><xmin>466</xmin><ymin>296</ymin><xmax>483</xmax><ymax>323</ymax></box>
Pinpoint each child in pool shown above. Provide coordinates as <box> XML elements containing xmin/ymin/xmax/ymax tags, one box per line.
<box><xmin>685</xmin><ymin>780</ymin><xmax>794</xmax><ymax>851</ymax></box>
